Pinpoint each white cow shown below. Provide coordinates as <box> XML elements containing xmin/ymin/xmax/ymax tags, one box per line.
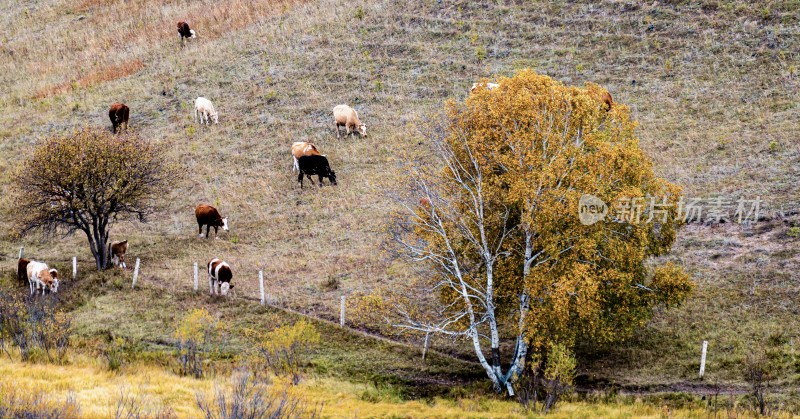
<box><xmin>195</xmin><ymin>97</ymin><xmax>219</xmax><ymax>125</ymax></box>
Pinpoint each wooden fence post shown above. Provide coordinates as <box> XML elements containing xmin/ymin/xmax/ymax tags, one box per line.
<box><xmin>72</xmin><ymin>257</ymin><xmax>77</xmax><ymax>280</ymax></box>
<box><xmin>259</xmin><ymin>271</ymin><xmax>265</xmax><ymax>305</ymax></box>
<box><xmin>193</xmin><ymin>262</ymin><xmax>199</xmax><ymax>291</ymax></box>
<box><xmin>340</xmin><ymin>296</ymin><xmax>346</xmax><ymax>327</ymax></box>
<box><xmin>131</xmin><ymin>258</ymin><xmax>140</xmax><ymax>289</ymax></box>
<box><xmin>699</xmin><ymin>340</ymin><xmax>708</xmax><ymax>378</ymax></box>
<box><xmin>18</xmin><ymin>246</ymin><xmax>24</xmax><ymax>259</ymax></box>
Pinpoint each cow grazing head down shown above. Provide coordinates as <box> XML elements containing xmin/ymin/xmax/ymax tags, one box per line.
<box><xmin>297</xmin><ymin>155</ymin><xmax>337</xmax><ymax>188</ymax></box>
<box><xmin>48</xmin><ymin>269</ymin><xmax>60</xmax><ymax>293</ymax></box>
<box><xmin>208</xmin><ymin>258</ymin><xmax>233</xmax><ymax>297</ymax></box>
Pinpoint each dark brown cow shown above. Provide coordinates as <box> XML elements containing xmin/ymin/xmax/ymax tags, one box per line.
<box><xmin>195</xmin><ymin>204</ymin><xmax>229</xmax><ymax>239</ymax></box>
<box><xmin>109</xmin><ymin>240</ymin><xmax>129</xmax><ymax>268</ymax></box>
<box><xmin>177</xmin><ymin>21</ymin><xmax>196</xmax><ymax>45</ymax></box>
<box><xmin>109</xmin><ymin>103</ymin><xmax>129</xmax><ymax>133</ymax></box>
<box><xmin>17</xmin><ymin>258</ymin><xmax>30</xmax><ymax>282</ymax></box>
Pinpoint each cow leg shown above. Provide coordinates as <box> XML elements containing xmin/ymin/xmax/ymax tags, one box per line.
<box><xmin>205</xmin><ymin>225</ymin><xmax>211</xmax><ymax>238</ymax></box>
<box><xmin>335</xmin><ymin>123</ymin><xmax>341</xmax><ymax>139</ymax></box>
<box><xmin>298</xmin><ymin>171</ymin><xmax>304</xmax><ymax>188</ymax></box>
<box><xmin>318</xmin><ymin>174</ymin><xmax>324</xmax><ymax>187</ymax></box>
<box><xmin>209</xmin><ymin>276</ymin><xmax>214</xmax><ymax>295</ymax></box>
<box><xmin>293</xmin><ymin>157</ymin><xmax>299</xmax><ymax>172</ymax></box>
<box><xmin>214</xmin><ymin>226</ymin><xmax>219</xmax><ymax>239</ymax></box>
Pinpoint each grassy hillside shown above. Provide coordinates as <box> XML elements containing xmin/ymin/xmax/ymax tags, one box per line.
<box><xmin>1</xmin><ymin>0</ymin><xmax>799</xmax><ymax>414</ymax></box>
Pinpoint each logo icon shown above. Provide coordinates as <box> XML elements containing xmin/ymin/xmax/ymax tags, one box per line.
<box><xmin>579</xmin><ymin>194</ymin><xmax>607</xmax><ymax>226</ymax></box>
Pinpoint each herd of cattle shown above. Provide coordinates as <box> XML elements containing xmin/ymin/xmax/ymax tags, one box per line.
<box><xmin>14</xmin><ymin>20</ymin><xmax>614</xmax><ymax>299</ymax></box>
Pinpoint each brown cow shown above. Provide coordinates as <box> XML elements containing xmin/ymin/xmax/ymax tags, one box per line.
<box><xmin>177</xmin><ymin>21</ymin><xmax>196</xmax><ymax>46</ymax></box>
<box><xmin>109</xmin><ymin>103</ymin><xmax>129</xmax><ymax>133</ymax></box>
<box><xmin>600</xmin><ymin>91</ymin><xmax>613</xmax><ymax>111</ymax></box>
<box><xmin>17</xmin><ymin>258</ymin><xmax>30</xmax><ymax>282</ymax></box>
<box><xmin>195</xmin><ymin>204</ymin><xmax>229</xmax><ymax>239</ymax></box>
<box><xmin>109</xmin><ymin>240</ymin><xmax>129</xmax><ymax>269</ymax></box>
<box><xmin>291</xmin><ymin>141</ymin><xmax>322</xmax><ymax>171</ymax></box>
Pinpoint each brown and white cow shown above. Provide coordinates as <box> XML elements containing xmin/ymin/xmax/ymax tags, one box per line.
<box><xmin>177</xmin><ymin>21</ymin><xmax>196</xmax><ymax>46</ymax></box>
<box><xmin>26</xmin><ymin>260</ymin><xmax>58</xmax><ymax>295</ymax></box>
<box><xmin>207</xmin><ymin>258</ymin><xmax>233</xmax><ymax>296</ymax></box>
<box><xmin>195</xmin><ymin>204</ymin><xmax>229</xmax><ymax>239</ymax></box>
<box><xmin>333</xmin><ymin>105</ymin><xmax>366</xmax><ymax>138</ymax></box>
<box><xmin>109</xmin><ymin>240</ymin><xmax>129</xmax><ymax>269</ymax></box>
<box><xmin>291</xmin><ymin>141</ymin><xmax>322</xmax><ymax>171</ymax></box>
<box><xmin>109</xmin><ymin>103</ymin><xmax>129</xmax><ymax>134</ymax></box>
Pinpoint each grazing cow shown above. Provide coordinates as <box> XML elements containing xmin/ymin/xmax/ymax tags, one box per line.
<box><xmin>297</xmin><ymin>155</ymin><xmax>337</xmax><ymax>188</ymax></box>
<box><xmin>470</xmin><ymin>82</ymin><xmax>499</xmax><ymax>93</ymax></box>
<box><xmin>109</xmin><ymin>240</ymin><xmax>129</xmax><ymax>269</ymax></box>
<box><xmin>49</xmin><ymin>268</ymin><xmax>60</xmax><ymax>284</ymax></box>
<box><xmin>109</xmin><ymin>103</ymin><xmax>129</xmax><ymax>134</ymax></box>
<box><xmin>333</xmin><ymin>105</ymin><xmax>367</xmax><ymax>139</ymax></box>
<box><xmin>26</xmin><ymin>260</ymin><xmax>58</xmax><ymax>295</ymax></box>
<box><xmin>207</xmin><ymin>258</ymin><xmax>233</xmax><ymax>296</ymax></box>
<box><xmin>291</xmin><ymin>141</ymin><xmax>322</xmax><ymax>171</ymax></box>
<box><xmin>599</xmin><ymin>91</ymin><xmax>613</xmax><ymax>111</ymax></box>
<box><xmin>177</xmin><ymin>21</ymin><xmax>196</xmax><ymax>45</ymax></box>
<box><xmin>195</xmin><ymin>204</ymin><xmax>229</xmax><ymax>239</ymax></box>
<box><xmin>17</xmin><ymin>258</ymin><xmax>30</xmax><ymax>283</ymax></box>
<box><xmin>194</xmin><ymin>97</ymin><xmax>218</xmax><ymax>125</ymax></box>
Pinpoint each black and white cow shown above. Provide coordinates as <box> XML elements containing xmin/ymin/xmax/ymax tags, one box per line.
<box><xmin>207</xmin><ymin>258</ymin><xmax>233</xmax><ymax>296</ymax></box>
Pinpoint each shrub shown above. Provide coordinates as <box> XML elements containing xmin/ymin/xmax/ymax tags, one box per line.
<box><xmin>175</xmin><ymin>308</ymin><xmax>218</xmax><ymax>378</ymax></box>
<box><xmin>112</xmin><ymin>387</ymin><xmax>176</xmax><ymax>419</ymax></box>
<box><xmin>0</xmin><ymin>385</ymin><xmax>80</xmax><ymax>418</ymax></box>
<box><xmin>196</xmin><ymin>370</ymin><xmax>321</xmax><ymax>419</ymax></box>
<box><xmin>0</xmin><ymin>292</ymin><xmax>72</xmax><ymax>363</ymax></box>
<box><xmin>252</xmin><ymin>320</ymin><xmax>320</xmax><ymax>384</ymax></box>
<box><xmin>105</xmin><ymin>337</ymin><xmax>127</xmax><ymax>372</ymax></box>
<box><xmin>517</xmin><ymin>342</ymin><xmax>576</xmax><ymax>414</ymax></box>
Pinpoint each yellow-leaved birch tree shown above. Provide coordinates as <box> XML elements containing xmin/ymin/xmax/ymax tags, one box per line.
<box><xmin>391</xmin><ymin>70</ymin><xmax>693</xmax><ymax>395</ymax></box>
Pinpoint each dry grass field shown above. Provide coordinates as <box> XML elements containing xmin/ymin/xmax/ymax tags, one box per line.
<box><xmin>1</xmin><ymin>0</ymin><xmax>799</xmax><ymax>415</ymax></box>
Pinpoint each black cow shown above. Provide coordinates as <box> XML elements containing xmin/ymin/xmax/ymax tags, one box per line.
<box><xmin>297</xmin><ymin>155</ymin><xmax>337</xmax><ymax>188</ymax></box>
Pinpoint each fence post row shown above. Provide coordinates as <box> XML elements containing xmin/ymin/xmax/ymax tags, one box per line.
<box><xmin>259</xmin><ymin>271</ymin><xmax>265</xmax><ymax>305</ymax></box>
<box><xmin>699</xmin><ymin>340</ymin><xmax>708</xmax><ymax>378</ymax></box>
<box><xmin>131</xmin><ymin>258</ymin><xmax>140</xmax><ymax>289</ymax></box>
<box><xmin>340</xmin><ymin>295</ymin><xmax>346</xmax><ymax>327</ymax></box>
<box><xmin>193</xmin><ymin>262</ymin><xmax>199</xmax><ymax>291</ymax></box>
